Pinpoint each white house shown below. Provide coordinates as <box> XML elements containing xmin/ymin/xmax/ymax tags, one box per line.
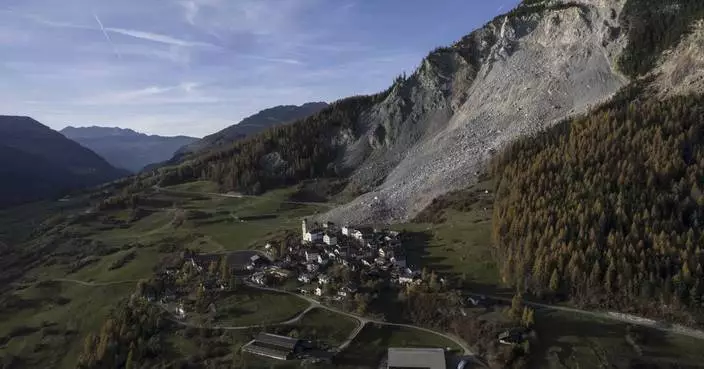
<box><xmin>304</xmin><ymin>231</ymin><xmax>323</xmax><ymax>243</ymax></box>
<box><xmin>252</xmin><ymin>272</ymin><xmax>267</xmax><ymax>285</ymax></box>
<box><xmin>398</xmin><ymin>275</ymin><xmax>415</xmax><ymax>284</ymax></box>
<box><xmin>315</xmin><ymin>287</ymin><xmax>323</xmax><ymax>296</ymax></box>
<box><xmin>298</xmin><ymin>274</ymin><xmax>312</xmax><ymax>283</ymax></box>
<box><xmin>323</xmin><ymin>234</ymin><xmax>337</xmax><ymax>246</ymax></box>
<box><xmin>318</xmin><ymin>274</ymin><xmax>330</xmax><ymax>284</ymax></box>
<box><xmin>341</xmin><ymin>226</ymin><xmax>351</xmax><ymax>236</ymax></box>
<box><xmin>175</xmin><ymin>304</ymin><xmax>186</xmax><ymax>319</ymax></box>
<box><xmin>398</xmin><ymin>268</ymin><xmax>417</xmax><ymax>284</ymax></box>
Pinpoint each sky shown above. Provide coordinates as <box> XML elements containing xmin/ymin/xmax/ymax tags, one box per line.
<box><xmin>0</xmin><ymin>0</ymin><xmax>519</xmax><ymax>137</ymax></box>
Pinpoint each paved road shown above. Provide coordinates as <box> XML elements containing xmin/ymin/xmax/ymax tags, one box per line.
<box><xmin>154</xmin><ymin>186</ymin><xmax>336</xmax><ymax>209</ymax></box>
<box><xmin>157</xmin><ymin>300</ymin><xmax>319</xmax><ymax>331</ymax></box>
<box><xmin>467</xmin><ymin>293</ymin><xmax>704</xmax><ymax>341</ymax></box>
<box><xmin>23</xmin><ymin>278</ymin><xmax>704</xmax><ymax>343</ymax></box>
<box><xmin>245</xmin><ymin>283</ymin><xmax>474</xmax><ymax>355</ymax></box>
<box><xmin>12</xmin><ymin>278</ymin><xmax>140</xmax><ymax>288</ymax></box>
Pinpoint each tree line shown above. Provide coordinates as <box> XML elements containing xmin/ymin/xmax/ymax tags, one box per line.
<box><xmin>78</xmin><ymin>300</ymin><xmax>168</xmax><ymax>369</ymax></box>
<box><xmin>491</xmin><ymin>94</ymin><xmax>704</xmax><ymax>324</ymax></box>
<box><xmin>151</xmin><ymin>93</ymin><xmax>389</xmax><ymax>195</ymax></box>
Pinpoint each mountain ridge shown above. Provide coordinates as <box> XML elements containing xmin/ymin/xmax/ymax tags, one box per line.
<box><xmin>61</xmin><ymin>126</ymin><xmax>197</xmax><ymax>140</ymax></box>
<box><xmin>61</xmin><ymin>126</ymin><xmax>198</xmax><ymax>173</ymax></box>
<box><xmin>0</xmin><ymin>116</ymin><xmax>127</xmax><ymax>207</ymax></box>
<box><xmin>171</xmin><ymin>102</ymin><xmax>329</xmax><ymax>160</ymax></box>
<box><xmin>146</xmin><ymin>0</ymin><xmax>704</xmax><ymax>225</ymax></box>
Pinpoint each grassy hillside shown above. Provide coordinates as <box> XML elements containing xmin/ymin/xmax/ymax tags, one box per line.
<box><xmin>0</xmin><ymin>183</ymin><xmax>326</xmax><ymax>368</ymax></box>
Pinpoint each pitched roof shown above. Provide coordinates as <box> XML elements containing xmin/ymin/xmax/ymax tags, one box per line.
<box><xmin>387</xmin><ymin>348</ymin><xmax>446</xmax><ymax>369</ymax></box>
<box><xmin>242</xmin><ymin>343</ymin><xmax>290</xmax><ymax>360</ymax></box>
<box><xmin>255</xmin><ymin>332</ymin><xmax>301</xmax><ymax>351</ymax></box>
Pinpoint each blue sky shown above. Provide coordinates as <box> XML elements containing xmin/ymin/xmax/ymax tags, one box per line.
<box><xmin>0</xmin><ymin>0</ymin><xmax>519</xmax><ymax>137</ymax></box>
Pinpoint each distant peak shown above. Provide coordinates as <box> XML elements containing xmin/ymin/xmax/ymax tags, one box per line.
<box><xmin>61</xmin><ymin>126</ymin><xmax>144</xmax><ymax>139</ymax></box>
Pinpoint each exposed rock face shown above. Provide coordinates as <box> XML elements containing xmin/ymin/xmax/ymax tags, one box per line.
<box><xmin>323</xmin><ymin>0</ymin><xmax>631</xmax><ymax>224</ymax></box>
<box><xmin>656</xmin><ymin>20</ymin><xmax>704</xmax><ymax>97</ymax></box>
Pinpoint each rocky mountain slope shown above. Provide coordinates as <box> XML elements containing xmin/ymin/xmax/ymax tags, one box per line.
<box><xmin>322</xmin><ymin>0</ymin><xmax>630</xmax><ymax>224</ymax></box>
<box><xmin>155</xmin><ymin>0</ymin><xmax>704</xmax><ymax>225</ymax></box>
<box><xmin>323</xmin><ymin>0</ymin><xmax>704</xmax><ymax>224</ymax></box>
<box><xmin>61</xmin><ymin>126</ymin><xmax>198</xmax><ymax>172</ymax></box>
<box><xmin>172</xmin><ymin>102</ymin><xmax>328</xmax><ymax>160</ymax></box>
<box><xmin>0</xmin><ymin>116</ymin><xmax>127</xmax><ymax>207</ymax></box>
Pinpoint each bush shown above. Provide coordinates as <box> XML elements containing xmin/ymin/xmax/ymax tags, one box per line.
<box><xmin>109</xmin><ymin>251</ymin><xmax>136</xmax><ymax>271</ymax></box>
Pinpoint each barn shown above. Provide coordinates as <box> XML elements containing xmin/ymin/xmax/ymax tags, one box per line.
<box><xmin>241</xmin><ymin>332</ymin><xmax>304</xmax><ymax>361</ymax></box>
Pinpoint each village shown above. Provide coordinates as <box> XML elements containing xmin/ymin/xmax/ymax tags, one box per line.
<box><xmin>245</xmin><ymin>219</ymin><xmax>421</xmax><ymax>299</ymax></box>
<box><xmin>133</xmin><ymin>217</ymin><xmax>528</xmax><ymax>368</ymax></box>
<box><xmin>140</xmin><ymin>217</ymin><xmax>425</xmax><ymax>321</ymax></box>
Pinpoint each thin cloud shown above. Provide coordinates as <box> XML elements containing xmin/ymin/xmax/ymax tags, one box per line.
<box><xmin>104</xmin><ymin>27</ymin><xmax>216</xmax><ymax>48</ymax></box>
<box><xmin>181</xmin><ymin>1</ymin><xmax>199</xmax><ymax>25</ymax></box>
<box><xmin>12</xmin><ymin>10</ymin><xmax>214</xmax><ymax>49</ymax></box>
<box><xmin>21</xmin><ymin>12</ymin><xmax>88</xmax><ymax>30</ymax></box>
<box><xmin>92</xmin><ymin>11</ymin><xmax>121</xmax><ymax>59</ymax></box>
<box><xmin>241</xmin><ymin>55</ymin><xmax>302</xmax><ymax>65</ymax></box>
<box><xmin>75</xmin><ymin>85</ymin><xmax>175</xmax><ymax>106</ymax></box>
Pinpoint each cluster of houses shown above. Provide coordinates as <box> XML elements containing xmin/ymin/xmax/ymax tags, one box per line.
<box><xmin>247</xmin><ymin>219</ymin><xmax>421</xmax><ymax>298</ymax></box>
<box><xmin>145</xmin><ymin>220</ymin><xmax>422</xmax><ymax>319</ymax></box>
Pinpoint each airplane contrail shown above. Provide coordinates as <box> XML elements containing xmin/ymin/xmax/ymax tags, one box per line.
<box><xmin>93</xmin><ymin>11</ymin><xmax>121</xmax><ymax>59</ymax></box>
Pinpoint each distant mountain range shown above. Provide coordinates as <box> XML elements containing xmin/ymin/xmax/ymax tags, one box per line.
<box><xmin>61</xmin><ymin>126</ymin><xmax>198</xmax><ymax>172</ymax></box>
<box><xmin>0</xmin><ymin>116</ymin><xmax>127</xmax><ymax>207</ymax></box>
<box><xmin>170</xmin><ymin>102</ymin><xmax>328</xmax><ymax>162</ymax></box>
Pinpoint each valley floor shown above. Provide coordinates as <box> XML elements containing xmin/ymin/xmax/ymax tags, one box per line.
<box><xmin>1</xmin><ymin>181</ymin><xmax>703</xmax><ymax>369</ymax></box>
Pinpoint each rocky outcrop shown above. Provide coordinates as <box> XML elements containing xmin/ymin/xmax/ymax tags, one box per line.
<box><xmin>321</xmin><ymin>0</ymin><xmax>631</xmax><ymax>224</ymax></box>
<box><xmin>656</xmin><ymin>20</ymin><xmax>704</xmax><ymax>97</ymax></box>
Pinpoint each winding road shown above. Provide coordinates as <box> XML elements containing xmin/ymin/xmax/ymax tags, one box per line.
<box><xmin>466</xmin><ymin>293</ymin><xmax>704</xmax><ymax>341</ymax></box>
<box><xmin>154</xmin><ymin>281</ymin><xmax>474</xmax><ymax>355</ymax></box>
<box><xmin>243</xmin><ymin>283</ymin><xmax>474</xmax><ymax>355</ymax></box>
<box><xmin>23</xmin><ymin>278</ymin><xmax>704</xmax><ymax>343</ymax></box>
<box><xmin>12</xmin><ymin>278</ymin><xmax>141</xmax><ymax>288</ymax></box>
<box><xmin>154</xmin><ymin>185</ymin><xmax>337</xmax><ymax>209</ymax></box>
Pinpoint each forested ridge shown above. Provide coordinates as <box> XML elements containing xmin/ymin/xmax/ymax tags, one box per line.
<box><xmin>492</xmin><ymin>93</ymin><xmax>704</xmax><ymax>323</ymax></box>
<box><xmin>154</xmin><ymin>93</ymin><xmax>388</xmax><ymax>195</ymax></box>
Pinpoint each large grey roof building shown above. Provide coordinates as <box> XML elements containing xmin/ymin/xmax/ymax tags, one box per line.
<box><xmin>241</xmin><ymin>332</ymin><xmax>303</xmax><ymax>361</ymax></box>
<box><xmin>387</xmin><ymin>348</ymin><xmax>447</xmax><ymax>369</ymax></box>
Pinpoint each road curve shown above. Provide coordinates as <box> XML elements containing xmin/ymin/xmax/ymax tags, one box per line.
<box><xmin>157</xmin><ymin>301</ymin><xmax>318</xmax><ymax>331</ymax></box>
<box><xmin>12</xmin><ymin>278</ymin><xmax>141</xmax><ymax>288</ymax></box>
<box><xmin>15</xmin><ymin>276</ymin><xmax>473</xmax><ymax>354</ymax></box>
<box><xmin>154</xmin><ymin>185</ymin><xmax>336</xmax><ymax>209</ymax></box>
<box><xmin>245</xmin><ymin>283</ymin><xmax>474</xmax><ymax>355</ymax></box>
<box><xmin>466</xmin><ymin>293</ymin><xmax>704</xmax><ymax>341</ymax></box>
